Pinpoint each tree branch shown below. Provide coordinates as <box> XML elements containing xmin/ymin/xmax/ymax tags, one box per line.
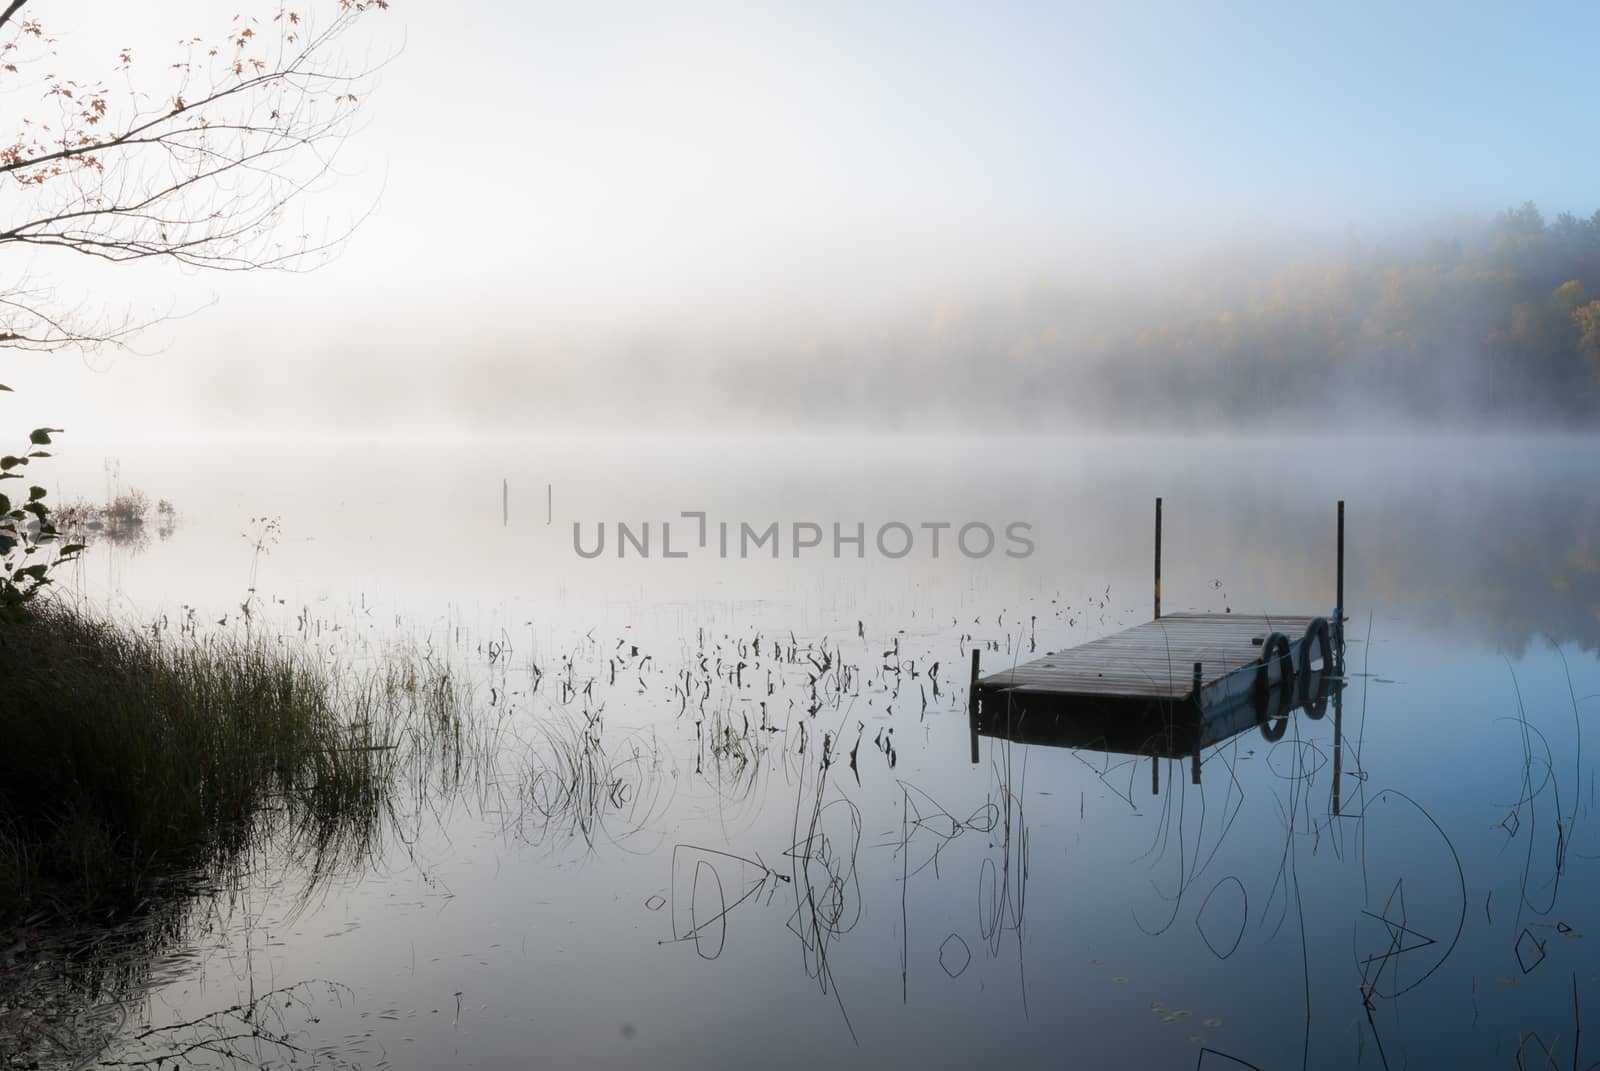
<box><xmin>1</xmin><ymin>2</ymin><xmax>390</xmax><ymax>352</ymax></box>
<box><xmin>0</xmin><ymin>0</ymin><xmax>28</xmax><ymax>35</ymax></box>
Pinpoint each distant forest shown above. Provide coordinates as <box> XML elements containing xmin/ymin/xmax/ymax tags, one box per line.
<box><xmin>1080</xmin><ymin>202</ymin><xmax>1600</xmax><ymax>427</ymax></box>
<box><xmin>742</xmin><ymin>200</ymin><xmax>1600</xmax><ymax>429</ymax></box>
<box><xmin>423</xmin><ymin>201</ymin><xmax>1600</xmax><ymax>431</ymax></box>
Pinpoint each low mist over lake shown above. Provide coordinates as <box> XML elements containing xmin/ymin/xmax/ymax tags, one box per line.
<box><xmin>4</xmin><ymin>4</ymin><xmax>1599</xmax><ymax>1070</ymax></box>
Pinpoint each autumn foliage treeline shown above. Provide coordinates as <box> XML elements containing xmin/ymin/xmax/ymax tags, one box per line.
<box><xmin>439</xmin><ymin>200</ymin><xmax>1600</xmax><ymax>431</ymax></box>
<box><xmin>745</xmin><ymin>200</ymin><xmax>1600</xmax><ymax>429</ymax></box>
<box><xmin>1074</xmin><ymin>202</ymin><xmax>1600</xmax><ymax>427</ymax></box>
<box><xmin>816</xmin><ymin>203</ymin><xmax>1600</xmax><ymax>428</ymax></box>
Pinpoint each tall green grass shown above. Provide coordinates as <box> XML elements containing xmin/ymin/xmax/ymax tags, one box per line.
<box><xmin>0</xmin><ymin>602</ymin><xmax>479</xmax><ymax>921</ymax></box>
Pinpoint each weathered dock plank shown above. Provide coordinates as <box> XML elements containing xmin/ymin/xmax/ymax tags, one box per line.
<box><xmin>976</xmin><ymin>612</ymin><xmax>1322</xmax><ymax>701</ymax></box>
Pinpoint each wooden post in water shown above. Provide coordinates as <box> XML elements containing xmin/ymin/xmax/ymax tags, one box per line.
<box><xmin>1151</xmin><ymin>755</ymin><xmax>1159</xmax><ymax>796</ymax></box>
<box><xmin>1153</xmin><ymin>497</ymin><xmax>1163</xmax><ymax>620</ymax></box>
<box><xmin>968</xmin><ymin>648</ymin><xmax>981</xmax><ymax>765</ymax></box>
<box><xmin>502</xmin><ymin>479</ymin><xmax>509</xmax><ymax>527</ymax></box>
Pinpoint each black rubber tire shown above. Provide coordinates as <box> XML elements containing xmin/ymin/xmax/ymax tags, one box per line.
<box><xmin>1258</xmin><ymin>711</ymin><xmax>1288</xmax><ymax>742</ymax></box>
<box><xmin>1254</xmin><ymin>631</ymin><xmax>1293</xmax><ymax>740</ymax></box>
<box><xmin>1254</xmin><ymin>631</ymin><xmax>1293</xmax><ymax>711</ymax></box>
<box><xmin>1292</xmin><ymin>617</ymin><xmax>1331</xmax><ymax>694</ymax></box>
<box><xmin>1297</xmin><ymin>617</ymin><xmax>1332</xmax><ymax>714</ymax></box>
<box><xmin>1257</xmin><ymin>678</ymin><xmax>1289</xmax><ymax>739</ymax></box>
<box><xmin>1302</xmin><ymin>676</ymin><xmax>1329</xmax><ymax>720</ymax></box>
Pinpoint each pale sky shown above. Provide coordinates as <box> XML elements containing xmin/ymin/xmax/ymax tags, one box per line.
<box><xmin>6</xmin><ymin>0</ymin><xmax>1597</xmax><ymax>434</ymax></box>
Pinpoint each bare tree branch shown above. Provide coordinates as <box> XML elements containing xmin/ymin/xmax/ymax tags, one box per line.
<box><xmin>1</xmin><ymin>1</ymin><xmax>391</xmax><ymax>351</ymax></box>
<box><xmin>0</xmin><ymin>1</ymin><xmax>27</xmax><ymax>36</ymax></box>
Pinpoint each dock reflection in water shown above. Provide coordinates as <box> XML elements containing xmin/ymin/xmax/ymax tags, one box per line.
<box><xmin>976</xmin><ymin>661</ymin><xmax>1348</xmax><ymax>805</ymax></box>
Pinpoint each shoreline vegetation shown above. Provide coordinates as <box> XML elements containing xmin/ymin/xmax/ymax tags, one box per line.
<box><xmin>0</xmin><ymin>589</ymin><xmax>493</xmax><ymax>1066</ymax></box>
<box><xmin>54</xmin><ymin>490</ymin><xmax>178</xmax><ymax>548</ymax></box>
<box><xmin>0</xmin><ymin>600</ymin><xmax>479</xmax><ymax>926</ymax></box>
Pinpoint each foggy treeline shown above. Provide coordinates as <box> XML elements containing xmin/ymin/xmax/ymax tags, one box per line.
<box><xmin>422</xmin><ymin>201</ymin><xmax>1600</xmax><ymax>432</ymax></box>
<box><xmin>834</xmin><ymin>200</ymin><xmax>1600</xmax><ymax>430</ymax></box>
<box><xmin>1080</xmin><ymin>201</ymin><xmax>1600</xmax><ymax>429</ymax></box>
<box><xmin>232</xmin><ymin>201</ymin><xmax>1600</xmax><ymax>434</ymax></box>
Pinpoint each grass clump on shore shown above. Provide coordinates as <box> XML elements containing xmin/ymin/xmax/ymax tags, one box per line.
<box><xmin>0</xmin><ymin>601</ymin><xmax>475</xmax><ymax>923</ymax></box>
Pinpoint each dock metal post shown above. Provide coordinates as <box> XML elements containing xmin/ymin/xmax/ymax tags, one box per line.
<box><xmin>1336</xmin><ymin>500</ymin><xmax>1344</xmax><ymax>616</ymax></box>
<box><xmin>968</xmin><ymin>648</ymin><xmax>980</xmax><ymax>765</ymax></box>
<box><xmin>1335</xmin><ymin>499</ymin><xmax>1345</xmax><ymax>670</ymax></box>
<box><xmin>1190</xmin><ymin>661</ymin><xmax>1204</xmax><ymax>785</ymax></box>
<box><xmin>1331</xmin><ymin>677</ymin><xmax>1344</xmax><ymax>817</ymax></box>
<box><xmin>1152</xmin><ymin>755</ymin><xmax>1159</xmax><ymax>796</ymax></box>
<box><xmin>1153</xmin><ymin>497</ymin><xmax>1163</xmax><ymax>620</ymax></box>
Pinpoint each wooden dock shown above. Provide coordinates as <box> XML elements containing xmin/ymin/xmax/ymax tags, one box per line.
<box><xmin>968</xmin><ymin>613</ymin><xmax>1342</xmax><ymax>784</ymax></box>
<box><xmin>976</xmin><ymin>612</ymin><xmax>1323</xmax><ymax>704</ymax></box>
<box><xmin>966</xmin><ymin>498</ymin><xmax>1348</xmax><ymax>771</ymax></box>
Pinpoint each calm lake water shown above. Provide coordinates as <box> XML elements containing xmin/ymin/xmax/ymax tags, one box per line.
<box><xmin>18</xmin><ymin>433</ymin><xmax>1600</xmax><ymax>1069</ymax></box>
